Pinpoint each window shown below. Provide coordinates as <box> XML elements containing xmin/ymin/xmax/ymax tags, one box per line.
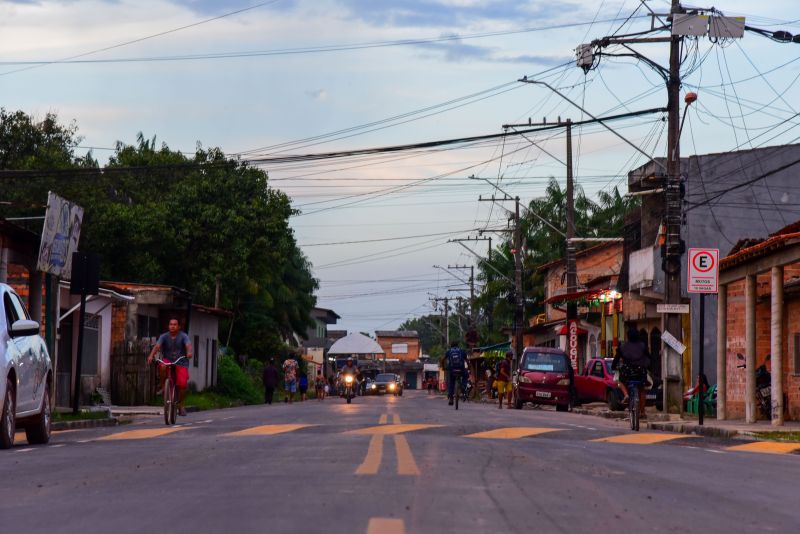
<box><xmin>794</xmin><ymin>334</ymin><xmax>800</xmax><ymax>375</ymax></box>
<box><xmin>137</xmin><ymin>314</ymin><xmax>160</xmax><ymax>340</ymax></box>
<box><xmin>522</xmin><ymin>352</ymin><xmax>569</xmax><ymax>372</ymax></box>
<box><xmin>193</xmin><ymin>335</ymin><xmax>200</xmax><ymax>368</ymax></box>
<box><xmin>591</xmin><ymin>361</ymin><xmax>604</xmax><ymax>378</ymax></box>
<box><xmin>211</xmin><ymin>339</ymin><xmax>218</xmax><ymax>385</ymax></box>
<box><xmin>391</xmin><ymin>343</ymin><xmax>408</xmax><ymax>354</ymax></box>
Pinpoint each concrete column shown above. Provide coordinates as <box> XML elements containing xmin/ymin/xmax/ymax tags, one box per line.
<box><xmin>0</xmin><ymin>247</ymin><xmax>8</xmax><ymax>283</ymax></box>
<box><xmin>771</xmin><ymin>266</ymin><xmax>784</xmax><ymax>426</ymax></box>
<box><xmin>29</xmin><ymin>268</ymin><xmax>43</xmax><ymax>323</ymax></box>
<box><xmin>716</xmin><ymin>284</ymin><xmax>727</xmax><ymax>420</ymax></box>
<box><xmin>745</xmin><ymin>275</ymin><xmax>757</xmax><ymax>423</ymax></box>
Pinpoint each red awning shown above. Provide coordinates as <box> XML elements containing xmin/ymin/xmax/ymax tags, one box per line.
<box><xmin>557</xmin><ymin>323</ymin><xmax>588</xmax><ymax>335</ymax></box>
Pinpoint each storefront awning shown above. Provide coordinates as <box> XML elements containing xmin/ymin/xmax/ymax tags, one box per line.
<box><xmin>543</xmin><ymin>289</ymin><xmax>602</xmax><ymax>305</ymax></box>
<box><xmin>557</xmin><ymin>323</ymin><xmax>588</xmax><ymax>335</ymax></box>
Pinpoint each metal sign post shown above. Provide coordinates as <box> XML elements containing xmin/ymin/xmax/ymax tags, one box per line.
<box><xmin>687</xmin><ymin>248</ymin><xmax>720</xmax><ymax>425</ymax></box>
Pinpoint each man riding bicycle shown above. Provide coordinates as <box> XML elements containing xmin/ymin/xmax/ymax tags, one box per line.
<box><xmin>147</xmin><ymin>318</ymin><xmax>193</xmax><ymax>416</ymax></box>
<box><xmin>612</xmin><ymin>327</ymin><xmax>650</xmax><ymax>417</ymax></box>
<box><xmin>444</xmin><ymin>341</ymin><xmax>468</xmax><ymax>406</ymax></box>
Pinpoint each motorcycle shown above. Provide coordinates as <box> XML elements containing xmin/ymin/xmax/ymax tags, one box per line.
<box><xmin>342</xmin><ymin>374</ymin><xmax>356</xmax><ymax>404</ymax></box>
<box><xmin>736</xmin><ymin>353</ymin><xmax>772</xmax><ymax>418</ymax></box>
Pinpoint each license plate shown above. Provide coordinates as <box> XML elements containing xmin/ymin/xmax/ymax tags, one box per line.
<box><xmin>535</xmin><ymin>391</ymin><xmax>551</xmax><ymax>398</ymax></box>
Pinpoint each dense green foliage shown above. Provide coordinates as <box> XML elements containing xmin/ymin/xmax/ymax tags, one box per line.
<box><xmin>215</xmin><ymin>356</ymin><xmax>262</xmax><ymax>405</ymax></box>
<box><xmin>0</xmin><ymin>109</ymin><xmax>317</xmax><ymax>358</ymax></box>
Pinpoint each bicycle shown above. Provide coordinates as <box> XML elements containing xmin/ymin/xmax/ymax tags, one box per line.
<box><xmin>626</xmin><ymin>379</ymin><xmax>644</xmax><ymax>432</ymax></box>
<box><xmin>155</xmin><ymin>356</ymin><xmax>187</xmax><ymax>426</ymax></box>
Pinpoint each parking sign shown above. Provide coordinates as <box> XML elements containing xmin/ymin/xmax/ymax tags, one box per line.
<box><xmin>688</xmin><ymin>248</ymin><xmax>719</xmax><ymax>293</ymax></box>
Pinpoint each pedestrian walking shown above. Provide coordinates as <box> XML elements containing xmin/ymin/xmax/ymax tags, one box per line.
<box><xmin>263</xmin><ymin>358</ymin><xmax>279</xmax><ymax>405</ymax></box>
<box><xmin>495</xmin><ymin>351</ymin><xmax>513</xmax><ymax>409</ymax></box>
<box><xmin>283</xmin><ymin>355</ymin><xmax>299</xmax><ymax>404</ymax></box>
<box><xmin>298</xmin><ymin>372</ymin><xmax>309</xmax><ymax>402</ymax></box>
<box><xmin>314</xmin><ymin>370</ymin><xmax>326</xmax><ymax>401</ymax></box>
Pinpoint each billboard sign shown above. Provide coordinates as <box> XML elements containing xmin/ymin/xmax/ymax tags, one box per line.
<box><xmin>37</xmin><ymin>192</ymin><xmax>84</xmax><ymax>278</ymax></box>
<box><xmin>568</xmin><ymin>320</ymin><xmax>579</xmax><ymax>370</ymax></box>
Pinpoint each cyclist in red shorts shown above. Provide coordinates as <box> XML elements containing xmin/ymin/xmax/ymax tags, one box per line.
<box><xmin>147</xmin><ymin>318</ymin><xmax>193</xmax><ymax>416</ymax></box>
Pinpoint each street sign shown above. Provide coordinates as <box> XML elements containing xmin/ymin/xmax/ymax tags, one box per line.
<box><xmin>661</xmin><ymin>331</ymin><xmax>686</xmax><ymax>355</ymax></box>
<box><xmin>657</xmin><ymin>303</ymin><xmax>690</xmax><ymax>314</ymax></box>
<box><xmin>567</xmin><ymin>320</ymin><xmax>579</xmax><ymax>371</ymax></box>
<box><xmin>688</xmin><ymin>248</ymin><xmax>719</xmax><ymax>293</ymax></box>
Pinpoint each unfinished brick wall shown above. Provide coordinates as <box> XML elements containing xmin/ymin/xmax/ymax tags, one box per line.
<box><xmin>724</xmin><ymin>270</ymin><xmax>800</xmax><ymax>421</ymax></box>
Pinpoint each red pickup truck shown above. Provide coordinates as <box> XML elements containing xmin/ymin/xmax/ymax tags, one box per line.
<box><xmin>575</xmin><ymin>357</ymin><xmax>663</xmax><ymax>411</ymax></box>
<box><xmin>574</xmin><ymin>358</ymin><xmax>624</xmax><ymax>410</ymax></box>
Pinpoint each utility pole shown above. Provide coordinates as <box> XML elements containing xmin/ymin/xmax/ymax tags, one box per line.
<box><xmin>662</xmin><ymin>0</ymin><xmax>686</xmax><ymax>413</ymax></box>
<box><xmin>502</xmin><ymin>117</ymin><xmax>578</xmax><ymax>369</ymax></box>
<box><xmin>513</xmin><ymin>196</ymin><xmax>523</xmax><ymax>369</ymax></box>
<box><xmin>448</xmin><ymin>264</ymin><xmax>475</xmax><ymax>327</ymax></box>
<box><xmin>430</xmin><ymin>296</ymin><xmax>450</xmax><ymax>348</ymax></box>
<box><xmin>565</xmin><ymin>119</ymin><xmax>580</xmax><ymax>370</ymax></box>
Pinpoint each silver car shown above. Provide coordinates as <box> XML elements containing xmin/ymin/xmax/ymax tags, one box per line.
<box><xmin>0</xmin><ymin>283</ymin><xmax>53</xmax><ymax>449</ymax></box>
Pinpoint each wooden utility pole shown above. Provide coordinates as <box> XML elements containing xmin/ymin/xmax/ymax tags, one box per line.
<box><xmin>513</xmin><ymin>196</ymin><xmax>523</xmax><ymax>368</ymax></box>
<box><xmin>565</xmin><ymin>119</ymin><xmax>580</xmax><ymax>371</ymax></box>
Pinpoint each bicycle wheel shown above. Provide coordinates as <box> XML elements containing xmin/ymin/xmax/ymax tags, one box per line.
<box><xmin>169</xmin><ymin>377</ymin><xmax>178</xmax><ymax>425</ymax></box>
<box><xmin>630</xmin><ymin>385</ymin><xmax>639</xmax><ymax>432</ymax></box>
<box><xmin>163</xmin><ymin>376</ymin><xmax>173</xmax><ymax>426</ymax></box>
<box><xmin>454</xmin><ymin>381</ymin><xmax>460</xmax><ymax>410</ymax></box>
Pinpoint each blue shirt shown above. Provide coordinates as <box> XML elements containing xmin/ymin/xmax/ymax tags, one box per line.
<box><xmin>157</xmin><ymin>332</ymin><xmax>191</xmax><ymax>367</ymax></box>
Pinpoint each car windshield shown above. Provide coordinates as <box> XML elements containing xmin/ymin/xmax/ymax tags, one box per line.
<box><xmin>522</xmin><ymin>352</ymin><xmax>568</xmax><ymax>372</ymax></box>
<box><xmin>604</xmin><ymin>361</ymin><xmax>614</xmax><ymax>375</ymax></box>
<box><xmin>376</xmin><ymin>374</ymin><xmax>394</xmax><ymax>381</ymax></box>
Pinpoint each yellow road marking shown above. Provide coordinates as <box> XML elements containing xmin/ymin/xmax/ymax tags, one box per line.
<box><xmin>464</xmin><ymin>427</ymin><xmax>562</xmax><ymax>440</ymax></box>
<box><xmin>379</xmin><ymin>414</ymin><xmax>388</xmax><ymax>424</ymax></box>
<box><xmin>726</xmin><ymin>441</ymin><xmax>800</xmax><ymax>455</ymax></box>
<box><xmin>225</xmin><ymin>424</ymin><xmax>313</xmax><ymax>437</ymax></box>
<box><xmin>97</xmin><ymin>427</ymin><xmax>188</xmax><ymax>441</ymax></box>
<box><xmin>356</xmin><ymin>434</ymin><xmax>384</xmax><ymax>475</ymax></box>
<box><xmin>394</xmin><ymin>435</ymin><xmax>419</xmax><ymax>475</ymax></box>
<box><xmin>592</xmin><ymin>433</ymin><xmax>698</xmax><ymax>445</ymax></box>
<box><xmin>392</xmin><ymin>414</ymin><xmax>401</xmax><ymax>424</ymax></box>
<box><xmin>14</xmin><ymin>428</ymin><xmax>82</xmax><ymax>444</ymax></box>
<box><xmin>347</xmin><ymin>424</ymin><xmax>441</xmax><ymax>435</ymax></box>
<box><xmin>367</xmin><ymin>518</ymin><xmax>405</xmax><ymax>534</ymax></box>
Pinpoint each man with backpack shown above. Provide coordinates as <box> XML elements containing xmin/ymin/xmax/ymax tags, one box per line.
<box><xmin>444</xmin><ymin>341</ymin><xmax>468</xmax><ymax>406</ymax></box>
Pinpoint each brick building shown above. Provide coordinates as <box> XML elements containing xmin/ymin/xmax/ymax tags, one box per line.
<box><xmin>717</xmin><ymin>223</ymin><xmax>800</xmax><ymax>424</ymax></box>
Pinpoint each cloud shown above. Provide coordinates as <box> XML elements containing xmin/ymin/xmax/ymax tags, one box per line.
<box><xmin>334</xmin><ymin>0</ymin><xmax>581</xmax><ymax>28</ymax></box>
<box><xmin>305</xmin><ymin>88</ymin><xmax>328</xmax><ymax>101</ymax></box>
<box><xmin>414</xmin><ymin>34</ymin><xmax>570</xmax><ymax>65</ymax></box>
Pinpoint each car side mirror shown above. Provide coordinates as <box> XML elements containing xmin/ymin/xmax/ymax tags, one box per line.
<box><xmin>10</xmin><ymin>319</ymin><xmax>40</xmax><ymax>338</ymax></box>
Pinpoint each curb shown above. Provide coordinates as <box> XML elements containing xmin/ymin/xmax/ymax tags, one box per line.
<box><xmin>572</xmin><ymin>407</ymin><xmax>628</xmax><ymax>420</ymax></box>
<box><xmin>52</xmin><ymin>417</ymin><xmax>119</xmax><ymax>431</ymax></box>
<box><xmin>646</xmin><ymin>421</ymin><xmax>740</xmax><ymax>439</ymax></box>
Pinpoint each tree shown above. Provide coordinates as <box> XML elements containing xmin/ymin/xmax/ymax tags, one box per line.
<box><xmin>0</xmin><ymin>112</ymin><xmax>318</xmax><ymax>358</ymax></box>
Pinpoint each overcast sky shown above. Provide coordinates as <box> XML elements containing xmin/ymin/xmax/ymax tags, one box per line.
<box><xmin>3</xmin><ymin>0</ymin><xmax>800</xmax><ymax>338</ymax></box>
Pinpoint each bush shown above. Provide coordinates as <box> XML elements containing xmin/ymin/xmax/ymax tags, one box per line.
<box><xmin>216</xmin><ymin>355</ymin><xmax>262</xmax><ymax>405</ymax></box>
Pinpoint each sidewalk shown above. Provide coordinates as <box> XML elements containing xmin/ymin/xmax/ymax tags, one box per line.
<box><xmin>574</xmin><ymin>402</ymin><xmax>800</xmax><ymax>440</ymax></box>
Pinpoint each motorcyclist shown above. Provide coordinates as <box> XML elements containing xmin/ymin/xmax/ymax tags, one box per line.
<box><xmin>444</xmin><ymin>341</ymin><xmax>468</xmax><ymax>406</ymax></box>
<box><xmin>340</xmin><ymin>358</ymin><xmax>359</xmax><ymax>396</ymax></box>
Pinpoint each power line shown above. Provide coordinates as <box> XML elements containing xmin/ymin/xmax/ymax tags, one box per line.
<box><xmin>0</xmin><ymin>1</ymin><xmax>283</xmax><ymax>77</ymax></box>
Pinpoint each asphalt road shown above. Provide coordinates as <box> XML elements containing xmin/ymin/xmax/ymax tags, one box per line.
<box><xmin>2</xmin><ymin>391</ymin><xmax>799</xmax><ymax>534</ymax></box>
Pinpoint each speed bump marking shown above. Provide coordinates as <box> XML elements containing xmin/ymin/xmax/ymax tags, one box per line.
<box><xmin>464</xmin><ymin>427</ymin><xmax>562</xmax><ymax>440</ymax></box>
<box><xmin>347</xmin><ymin>424</ymin><xmax>441</xmax><ymax>435</ymax></box>
<box><xmin>726</xmin><ymin>441</ymin><xmax>800</xmax><ymax>455</ymax></box>
<box><xmin>592</xmin><ymin>432</ymin><xmax>698</xmax><ymax>445</ymax></box>
<box><xmin>97</xmin><ymin>427</ymin><xmax>189</xmax><ymax>441</ymax></box>
<box><xmin>225</xmin><ymin>424</ymin><xmax>313</xmax><ymax>437</ymax></box>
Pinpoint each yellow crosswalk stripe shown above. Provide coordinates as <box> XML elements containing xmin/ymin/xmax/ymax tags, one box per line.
<box><xmin>367</xmin><ymin>518</ymin><xmax>405</xmax><ymax>534</ymax></box>
<box><xmin>356</xmin><ymin>434</ymin><xmax>384</xmax><ymax>475</ymax></box>
<box><xmin>464</xmin><ymin>427</ymin><xmax>562</xmax><ymax>440</ymax></box>
<box><xmin>347</xmin><ymin>424</ymin><xmax>441</xmax><ymax>435</ymax></box>
<box><xmin>378</xmin><ymin>414</ymin><xmax>388</xmax><ymax>424</ymax></box>
<box><xmin>392</xmin><ymin>414</ymin><xmax>401</xmax><ymax>424</ymax></box>
<box><xmin>592</xmin><ymin>432</ymin><xmax>698</xmax><ymax>445</ymax></box>
<box><xmin>394</xmin><ymin>435</ymin><xmax>419</xmax><ymax>475</ymax></box>
<box><xmin>97</xmin><ymin>427</ymin><xmax>188</xmax><ymax>441</ymax></box>
<box><xmin>726</xmin><ymin>441</ymin><xmax>800</xmax><ymax>455</ymax></box>
<box><xmin>225</xmin><ymin>424</ymin><xmax>313</xmax><ymax>437</ymax></box>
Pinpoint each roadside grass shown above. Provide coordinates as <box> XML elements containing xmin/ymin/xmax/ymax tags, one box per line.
<box><xmin>751</xmin><ymin>431</ymin><xmax>800</xmax><ymax>442</ymax></box>
<box><xmin>185</xmin><ymin>391</ymin><xmax>244</xmax><ymax>410</ymax></box>
<box><xmin>52</xmin><ymin>410</ymin><xmax>111</xmax><ymax>422</ymax></box>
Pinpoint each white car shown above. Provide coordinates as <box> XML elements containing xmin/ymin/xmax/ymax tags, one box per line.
<box><xmin>0</xmin><ymin>283</ymin><xmax>53</xmax><ymax>449</ymax></box>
